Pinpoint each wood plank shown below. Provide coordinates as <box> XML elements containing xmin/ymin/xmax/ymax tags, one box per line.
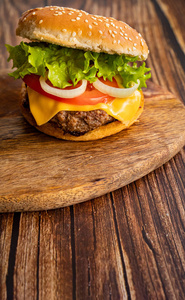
<box><xmin>112</xmin><ymin>171</ymin><xmax>185</xmax><ymax>298</ymax></box>
<box><xmin>73</xmin><ymin>197</ymin><xmax>128</xmax><ymax>299</ymax></box>
<box><xmin>36</xmin><ymin>208</ymin><xmax>73</xmax><ymax>300</ymax></box>
<box><xmin>13</xmin><ymin>212</ymin><xmax>39</xmax><ymax>300</ymax></box>
<box><xmin>0</xmin><ymin>214</ymin><xmax>14</xmax><ymax>300</ymax></box>
<box><xmin>10</xmin><ymin>209</ymin><xmax>73</xmax><ymax>300</ymax></box>
<box><xmin>155</xmin><ymin>0</ymin><xmax>185</xmax><ymax>54</ymax></box>
<box><xmin>143</xmin><ymin>0</ymin><xmax>185</xmax><ymax>104</ymax></box>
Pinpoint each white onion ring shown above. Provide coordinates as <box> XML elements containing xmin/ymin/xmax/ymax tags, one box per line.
<box><xmin>39</xmin><ymin>77</ymin><xmax>87</xmax><ymax>99</ymax></box>
<box><xmin>93</xmin><ymin>78</ymin><xmax>140</xmax><ymax>98</ymax></box>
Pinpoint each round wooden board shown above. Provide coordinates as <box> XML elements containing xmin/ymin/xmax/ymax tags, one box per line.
<box><xmin>1</xmin><ymin>70</ymin><xmax>185</xmax><ymax>212</ymax></box>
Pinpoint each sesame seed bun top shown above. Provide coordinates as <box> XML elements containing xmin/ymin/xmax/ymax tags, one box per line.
<box><xmin>16</xmin><ymin>6</ymin><xmax>149</xmax><ymax>60</ymax></box>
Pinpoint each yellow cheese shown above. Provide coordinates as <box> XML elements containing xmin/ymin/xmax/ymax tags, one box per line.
<box><xmin>27</xmin><ymin>86</ymin><xmax>142</xmax><ymax>126</ymax></box>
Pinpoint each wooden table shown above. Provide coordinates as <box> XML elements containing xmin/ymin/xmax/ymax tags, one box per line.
<box><xmin>1</xmin><ymin>0</ymin><xmax>185</xmax><ymax>299</ymax></box>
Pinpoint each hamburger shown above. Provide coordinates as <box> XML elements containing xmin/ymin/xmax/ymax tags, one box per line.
<box><xmin>6</xmin><ymin>6</ymin><xmax>151</xmax><ymax>141</ymax></box>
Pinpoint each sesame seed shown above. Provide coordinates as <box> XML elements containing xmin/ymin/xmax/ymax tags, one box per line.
<box><xmin>113</xmin><ymin>40</ymin><xmax>116</xmax><ymax>44</ymax></box>
<box><xmin>72</xmin><ymin>32</ymin><xmax>76</xmax><ymax>37</ymax></box>
<box><xmin>88</xmin><ymin>31</ymin><xmax>92</xmax><ymax>36</ymax></box>
<box><xmin>120</xmin><ymin>32</ymin><xmax>123</xmax><ymax>36</ymax></box>
<box><xmin>39</xmin><ymin>20</ymin><xmax>43</xmax><ymax>24</ymax></box>
<box><xmin>78</xmin><ymin>13</ymin><xmax>82</xmax><ymax>16</ymax></box>
<box><xmin>32</xmin><ymin>12</ymin><xmax>36</xmax><ymax>15</ymax></box>
<box><xmin>111</xmin><ymin>22</ymin><xmax>115</xmax><ymax>27</ymax></box>
<box><xmin>58</xmin><ymin>12</ymin><xmax>62</xmax><ymax>15</ymax></box>
<box><xmin>85</xmin><ymin>19</ymin><xmax>88</xmax><ymax>23</ymax></box>
<box><xmin>129</xmin><ymin>37</ymin><xmax>132</xmax><ymax>41</ymax></box>
<box><xmin>98</xmin><ymin>19</ymin><xmax>103</xmax><ymax>22</ymax></box>
<box><xmin>136</xmin><ymin>36</ymin><xmax>138</xmax><ymax>39</ymax></box>
<box><xmin>93</xmin><ymin>22</ymin><xmax>98</xmax><ymax>25</ymax></box>
<box><xmin>91</xmin><ymin>16</ymin><xmax>97</xmax><ymax>20</ymax></box>
<box><xmin>138</xmin><ymin>33</ymin><xmax>142</xmax><ymax>37</ymax></box>
<box><xmin>133</xmin><ymin>47</ymin><xmax>136</xmax><ymax>50</ymax></box>
<box><xmin>108</xmin><ymin>29</ymin><xmax>112</xmax><ymax>34</ymax></box>
<box><xmin>124</xmin><ymin>33</ymin><xmax>128</xmax><ymax>36</ymax></box>
<box><xmin>113</xmin><ymin>30</ymin><xmax>117</xmax><ymax>34</ymax></box>
<box><xmin>89</xmin><ymin>24</ymin><xmax>92</xmax><ymax>29</ymax></box>
<box><xmin>120</xmin><ymin>27</ymin><xmax>122</xmax><ymax>30</ymax></box>
<box><xmin>112</xmin><ymin>34</ymin><xmax>115</xmax><ymax>38</ymax></box>
<box><xmin>134</xmin><ymin>43</ymin><xmax>137</xmax><ymax>46</ymax></box>
<box><xmin>68</xmin><ymin>12</ymin><xmax>72</xmax><ymax>15</ymax></box>
<box><xmin>50</xmin><ymin>8</ymin><xmax>54</xmax><ymax>10</ymax></box>
<box><xmin>99</xmin><ymin>30</ymin><xmax>103</xmax><ymax>34</ymax></box>
<box><xmin>54</xmin><ymin>13</ymin><xmax>58</xmax><ymax>16</ymax></box>
<box><xmin>105</xmin><ymin>23</ymin><xmax>110</xmax><ymax>27</ymax></box>
<box><xmin>62</xmin><ymin>29</ymin><xmax>67</xmax><ymax>32</ymax></box>
<box><xmin>23</xmin><ymin>17</ymin><xmax>27</xmax><ymax>21</ymax></box>
<box><xmin>141</xmin><ymin>41</ymin><xmax>144</xmax><ymax>46</ymax></box>
<box><xmin>125</xmin><ymin>25</ymin><xmax>127</xmax><ymax>28</ymax></box>
<box><xmin>76</xmin><ymin>17</ymin><xmax>80</xmax><ymax>20</ymax></box>
<box><xmin>125</xmin><ymin>36</ymin><xmax>128</xmax><ymax>40</ymax></box>
<box><xmin>78</xmin><ymin>30</ymin><xmax>82</xmax><ymax>36</ymax></box>
<box><xmin>71</xmin><ymin>19</ymin><xmax>76</xmax><ymax>21</ymax></box>
<box><xmin>118</xmin><ymin>40</ymin><xmax>120</xmax><ymax>44</ymax></box>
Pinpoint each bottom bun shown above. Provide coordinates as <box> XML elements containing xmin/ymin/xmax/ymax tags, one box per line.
<box><xmin>20</xmin><ymin>85</ymin><xmax>144</xmax><ymax>141</ymax></box>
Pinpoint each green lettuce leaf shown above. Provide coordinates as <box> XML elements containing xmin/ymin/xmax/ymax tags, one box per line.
<box><xmin>6</xmin><ymin>41</ymin><xmax>151</xmax><ymax>89</ymax></box>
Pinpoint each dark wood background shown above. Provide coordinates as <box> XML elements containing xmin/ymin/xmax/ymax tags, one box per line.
<box><xmin>0</xmin><ymin>0</ymin><xmax>185</xmax><ymax>299</ymax></box>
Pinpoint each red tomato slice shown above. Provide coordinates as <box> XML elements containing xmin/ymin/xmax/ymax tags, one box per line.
<box><xmin>23</xmin><ymin>74</ymin><xmax>118</xmax><ymax>105</ymax></box>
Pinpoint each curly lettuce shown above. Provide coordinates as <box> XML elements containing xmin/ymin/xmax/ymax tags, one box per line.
<box><xmin>6</xmin><ymin>41</ymin><xmax>151</xmax><ymax>89</ymax></box>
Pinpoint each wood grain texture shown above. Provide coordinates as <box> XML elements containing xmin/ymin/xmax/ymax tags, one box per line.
<box><xmin>0</xmin><ymin>0</ymin><xmax>185</xmax><ymax>299</ymax></box>
<box><xmin>155</xmin><ymin>0</ymin><xmax>185</xmax><ymax>54</ymax></box>
<box><xmin>1</xmin><ymin>72</ymin><xmax>185</xmax><ymax>212</ymax></box>
<box><xmin>0</xmin><ymin>213</ymin><xmax>14</xmax><ymax>300</ymax></box>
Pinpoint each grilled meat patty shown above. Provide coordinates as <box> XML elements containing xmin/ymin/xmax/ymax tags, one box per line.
<box><xmin>52</xmin><ymin>110</ymin><xmax>115</xmax><ymax>136</ymax></box>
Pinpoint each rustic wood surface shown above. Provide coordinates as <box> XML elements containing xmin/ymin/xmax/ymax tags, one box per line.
<box><xmin>0</xmin><ymin>0</ymin><xmax>185</xmax><ymax>299</ymax></box>
<box><xmin>1</xmin><ymin>73</ymin><xmax>185</xmax><ymax>212</ymax></box>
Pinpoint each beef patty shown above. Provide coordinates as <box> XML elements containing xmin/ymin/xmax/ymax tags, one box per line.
<box><xmin>52</xmin><ymin>110</ymin><xmax>115</xmax><ymax>136</ymax></box>
<box><xmin>23</xmin><ymin>93</ymin><xmax>116</xmax><ymax>136</ymax></box>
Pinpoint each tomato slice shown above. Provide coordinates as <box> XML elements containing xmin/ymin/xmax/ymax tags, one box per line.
<box><xmin>23</xmin><ymin>74</ymin><xmax>118</xmax><ymax>105</ymax></box>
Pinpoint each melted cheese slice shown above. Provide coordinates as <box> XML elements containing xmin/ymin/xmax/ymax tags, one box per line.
<box><xmin>27</xmin><ymin>86</ymin><xmax>142</xmax><ymax>126</ymax></box>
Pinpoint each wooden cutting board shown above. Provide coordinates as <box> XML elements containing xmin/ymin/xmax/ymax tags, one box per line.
<box><xmin>1</xmin><ymin>70</ymin><xmax>185</xmax><ymax>212</ymax></box>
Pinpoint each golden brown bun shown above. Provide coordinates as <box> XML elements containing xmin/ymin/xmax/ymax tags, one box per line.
<box><xmin>16</xmin><ymin>6</ymin><xmax>149</xmax><ymax>60</ymax></box>
<box><xmin>20</xmin><ymin>85</ymin><xmax>144</xmax><ymax>141</ymax></box>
